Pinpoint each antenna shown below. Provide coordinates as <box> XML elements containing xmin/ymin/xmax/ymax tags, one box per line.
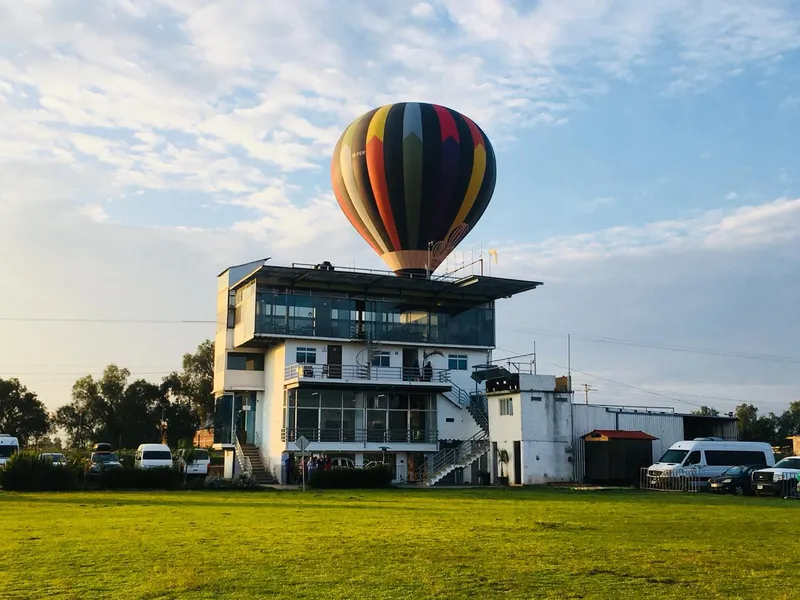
<box><xmin>567</xmin><ymin>333</ymin><xmax>572</xmax><ymax>391</ymax></box>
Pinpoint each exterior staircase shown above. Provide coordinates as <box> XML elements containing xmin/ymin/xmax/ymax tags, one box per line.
<box><xmin>444</xmin><ymin>382</ymin><xmax>489</xmax><ymax>434</ymax></box>
<box><xmin>238</xmin><ymin>442</ymin><xmax>278</xmax><ymax>485</ymax></box>
<box><xmin>414</xmin><ymin>430</ymin><xmax>490</xmax><ymax>486</ymax></box>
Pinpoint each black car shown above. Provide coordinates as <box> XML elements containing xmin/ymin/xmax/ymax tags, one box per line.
<box><xmin>708</xmin><ymin>465</ymin><xmax>760</xmax><ymax>495</ymax></box>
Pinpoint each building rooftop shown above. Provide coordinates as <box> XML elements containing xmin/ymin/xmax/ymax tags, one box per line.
<box><xmin>225</xmin><ymin>261</ymin><xmax>542</xmax><ymax>306</ymax></box>
<box><xmin>585</xmin><ymin>429</ymin><xmax>659</xmax><ymax>441</ymax></box>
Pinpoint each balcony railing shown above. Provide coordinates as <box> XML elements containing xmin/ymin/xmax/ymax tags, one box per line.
<box><xmin>284</xmin><ymin>363</ymin><xmax>451</xmax><ymax>383</ymax></box>
<box><xmin>281</xmin><ymin>428</ymin><xmax>438</xmax><ymax>444</ymax></box>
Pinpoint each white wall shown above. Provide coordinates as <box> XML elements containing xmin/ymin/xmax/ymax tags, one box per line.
<box><xmin>520</xmin><ymin>392</ymin><xmax>573</xmax><ymax>484</ymax></box>
<box><xmin>264</xmin><ymin>344</ymin><xmax>286</xmax><ymax>479</ymax></box>
<box><xmin>487</xmin><ymin>390</ymin><xmax>522</xmax><ymax>482</ymax></box>
<box><xmin>436</xmin><ymin>396</ymin><xmax>482</xmax><ymax>441</ymax></box>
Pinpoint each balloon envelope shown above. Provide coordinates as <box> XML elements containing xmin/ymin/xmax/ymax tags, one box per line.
<box><xmin>331</xmin><ymin>102</ymin><xmax>497</xmax><ymax>277</ymax></box>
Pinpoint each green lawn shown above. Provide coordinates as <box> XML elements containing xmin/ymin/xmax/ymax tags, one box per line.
<box><xmin>0</xmin><ymin>487</ymin><xmax>798</xmax><ymax>599</ymax></box>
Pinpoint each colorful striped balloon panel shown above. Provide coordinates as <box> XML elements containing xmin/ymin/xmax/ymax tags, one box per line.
<box><xmin>331</xmin><ymin>102</ymin><xmax>497</xmax><ymax>276</ymax></box>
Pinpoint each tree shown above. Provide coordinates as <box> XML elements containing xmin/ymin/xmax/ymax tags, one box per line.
<box><xmin>55</xmin><ymin>365</ymin><xmax>165</xmax><ymax>448</ymax></box>
<box><xmin>163</xmin><ymin>339</ymin><xmax>215</xmax><ymax>426</ymax></box>
<box><xmin>734</xmin><ymin>403</ymin><xmax>780</xmax><ymax>445</ymax></box>
<box><xmin>692</xmin><ymin>406</ymin><xmax>720</xmax><ymax>417</ymax></box>
<box><xmin>0</xmin><ymin>378</ymin><xmax>52</xmax><ymax>446</ymax></box>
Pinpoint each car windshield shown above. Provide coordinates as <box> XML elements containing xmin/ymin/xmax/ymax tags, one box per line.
<box><xmin>44</xmin><ymin>454</ymin><xmax>65</xmax><ymax>462</ymax></box>
<box><xmin>192</xmin><ymin>450</ymin><xmax>209</xmax><ymax>461</ymax></box>
<box><xmin>657</xmin><ymin>449</ymin><xmax>689</xmax><ymax>464</ymax></box>
<box><xmin>722</xmin><ymin>466</ymin><xmax>745</xmax><ymax>476</ymax></box>
<box><xmin>773</xmin><ymin>458</ymin><xmax>800</xmax><ymax>470</ymax></box>
<box><xmin>92</xmin><ymin>453</ymin><xmax>119</xmax><ymax>463</ymax></box>
<box><xmin>0</xmin><ymin>445</ymin><xmax>19</xmax><ymax>458</ymax></box>
<box><xmin>142</xmin><ymin>451</ymin><xmax>171</xmax><ymax>460</ymax></box>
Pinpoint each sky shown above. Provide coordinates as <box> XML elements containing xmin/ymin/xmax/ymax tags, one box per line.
<box><xmin>1</xmin><ymin>0</ymin><xmax>799</xmax><ymax>418</ymax></box>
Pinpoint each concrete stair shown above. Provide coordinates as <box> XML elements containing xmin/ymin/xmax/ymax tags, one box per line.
<box><xmin>240</xmin><ymin>443</ymin><xmax>278</xmax><ymax>485</ymax></box>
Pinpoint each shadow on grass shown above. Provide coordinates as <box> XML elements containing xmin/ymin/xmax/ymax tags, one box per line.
<box><xmin>2</xmin><ymin>486</ymin><xmax>796</xmax><ymax>512</ymax></box>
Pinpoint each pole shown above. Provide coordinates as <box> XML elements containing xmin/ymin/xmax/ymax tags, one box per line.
<box><xmin>533</xmin><ymin>341</ymin><xmax>537</xmax><ymax>374</ymax></box>
<box><xmin>301</xmin><ymin>450</ymin><xmax>306</xmax><ymax>492</ymax></box>
<box><xmin>584</xmin><ymin>383</ymin><xmax>589</xmax><ymax>405</ymax></box>
<box><xmin>567</xmin><ymin>334</ymin><xmax>572</xmax><ymax>391</ymax></box>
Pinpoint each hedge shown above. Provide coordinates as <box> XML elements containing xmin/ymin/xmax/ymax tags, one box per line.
<box><xmin>308</xmin><ymin>465</ymin><xmax>394</xmax><ymax>489</ymax></box>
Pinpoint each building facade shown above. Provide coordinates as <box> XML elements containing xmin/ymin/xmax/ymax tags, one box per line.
<box><xmin>212</xmin><ymin>259</ymin><xmax>542</xmax><ymax>484</ymax></box>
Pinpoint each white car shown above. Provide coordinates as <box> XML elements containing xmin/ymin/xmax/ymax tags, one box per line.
<box><xmin>0</xmin><ymin>434</ymin><xmax>19</xmax><ymax>468</ymax></box>
<box><xmin>751</xmin><ymin>456</ymin><xmax>800</xmax><ymax>497</ymax></box>
<box><xmin>134</xmin><ymin>443</ymin><xmax>173</xmax><ymax>470</ymax></box>
<box><xmin>39</xmin><ymin>452</ymin><xmax>67</xmax><ymax>467</ymax></box>
<box><xmin>176</xmin><ymin>448</ymin><xmax>211</xmax><ymax>476</ymax></box>
<box><xmin>330</xmin><ymin>457</ymin><xmax>356</xmax><ymax>469</ymax></box>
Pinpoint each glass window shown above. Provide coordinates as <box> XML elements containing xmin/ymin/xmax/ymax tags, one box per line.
<box><xmin>499</xmin><ymin>398</ymin><xmax>513</xmax><ymax>416</ymax></box>
<box><xmin>658</xmin><ymin>449</ymin><xmax>688</xmax><ymax>464</ymax></box>
<box><xmin>685</xmin><ymin>451</ymin><xmax>702</xmax><ymax>466</ymax></box>
<box><xmin>371</xmin><ymin>351</ymin><xmax>390</xmax><ymax>367</ymax></box>
<box><xmin>296</xmin><ymin>347</ymin><xmax>317</xmax><ymax>364</ymax></box>
<box><xmin>297</xmin><ymin>390</ymin><xmax>321</xmax><ymax>407</ymax></box>
<box><xmin>448</xmin><ymin>354</ymin><xmax>468</xmax><ymax>370</ymax></box>
<box><xmin>227</xmin><ymin>352</ymin><xmax>265</xmax><ymax>371</ymax></box>
<box><xmin>142</xmin><ymin>451</ymin><xmax>172</xmax><ymax>460</ymax></box>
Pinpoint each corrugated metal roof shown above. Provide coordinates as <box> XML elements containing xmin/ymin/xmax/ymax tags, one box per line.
<box><xmin>586</xmin><ymin>429</ymin><xmax>659</xmax><ymax>441</ymax></box>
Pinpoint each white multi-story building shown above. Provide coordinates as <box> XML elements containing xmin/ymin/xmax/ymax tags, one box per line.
<box><xmin>212</xmin><ymin>259</ymin><xmax>542</xmax><ymax>485</ymax></box>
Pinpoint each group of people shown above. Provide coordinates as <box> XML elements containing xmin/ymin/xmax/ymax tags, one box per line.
<box><xmin>298</xmin><ymin>454</ymin><xmax>332</xmax><ymax>478</ymax></box>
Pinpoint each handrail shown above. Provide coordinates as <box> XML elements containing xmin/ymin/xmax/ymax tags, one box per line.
<box><xmin>284</xmin><ymin>362</ymin><xmax>450</xmax><ymax>383</ymax></box>
<box><xmin>233</xmin><ymin>435</ymin><xmax>253</xmax><ymax>477</ymax></box>
<box><xmin>414</xmin><ymin>430</ymin><xmax>489</xmax><ymax>484</ymax></box>
<box><xmin>281</xmin><ymin>428</ymin><xmax>438</xmax><ymax>444</ymax></box>
<box><xmin>253</xmin><ymin>431</ymin><xmax>271</xmax><ymax>474</ymax></box>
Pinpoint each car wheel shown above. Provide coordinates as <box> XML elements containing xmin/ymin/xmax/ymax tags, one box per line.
<box><xmin>734</xmin><ymin>485</ymin><xmax>745</xmax><ymax>496</ymax></box>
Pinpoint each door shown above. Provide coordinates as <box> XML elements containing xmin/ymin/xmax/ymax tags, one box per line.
<box><xmin>513</xmin><ymin>441</ymin><xmax>522</xmax><ymax>485</ymax></box>
<box><xmin>402</xmin><ymin>348</ymin><xmax>419</xmax><ymax>381</ymax></box>
<box><xmin>327</xmin><ymin>344</ymin><xmax>342</xmax><ymax>379</ymax></box>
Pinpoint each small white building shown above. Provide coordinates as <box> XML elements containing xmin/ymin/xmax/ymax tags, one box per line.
<box><xmin>481</xmin><ymin>366</ymin><xmax>739</xmax><ymax>485</ymax></box>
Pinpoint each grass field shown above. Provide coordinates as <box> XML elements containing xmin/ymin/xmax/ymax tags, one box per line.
<box><xmin>0</xmin><ymin>487</ymin><xmax>798</xmax><ymax>599</ymax></box>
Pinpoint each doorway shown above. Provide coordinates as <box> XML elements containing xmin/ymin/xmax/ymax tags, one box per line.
<box><xmin>234</xmin><ymin>392</ymin><xmax>257</xmax><ymax>445</ymax></box>
<box><xmin>513</xmin><ymin>440</ymin><xmax>522</xmax><ymax>485</ymax></box>
<box><xmin>327</xmin><ymin>344</ymin><xmax>342</xmax><ymax>379</ymax></box>
<box><xmin>402</xmin><ymin>348</ymin><xmax>420</xmax><ymax>381</ymax></box>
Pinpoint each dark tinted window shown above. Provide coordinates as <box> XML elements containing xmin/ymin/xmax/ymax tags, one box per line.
<box><xmin>228</xmin><ymin>352</ymin><xmax>264</xmax><ymax>371</ymax></box>
<box><xmin>0</xmin><ymin>445</ymin><xmax>18</xmax><ymax>458</ymax></box>
<box><xmin>142</xmin><ymin>451</ymin><xmax>172</xmax><ymax>460</ymax></box>
<box><xmin>685</xmin><ymin>451</ymin><xmax>702</xmax><ymax>465</ymax></box>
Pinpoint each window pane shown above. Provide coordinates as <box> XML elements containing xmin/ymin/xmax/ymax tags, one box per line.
<box><xmin>320</xmin><ymin>409</ymin><xmax>342</xmax><ymax>429</ymax></box>
<box><xmin>320</xmin><ymin>391</ymin><xmax>342</xmax><ymax>408</ymax></box>
<box><xmin>389</xmin><ymin>395</ymin><xmax>408</xmax><ymax>410</ymax></box>
<box><xmin>296</xmin><ymin>408</ymin><xmax>318</xmax><ymax>429</ymax></box>
<box><xmin>297</xmin><ymin>390</ymin><xmax>320</xmax><ymax>408</ymax></box>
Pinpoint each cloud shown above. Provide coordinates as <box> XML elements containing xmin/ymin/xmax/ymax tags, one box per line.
<box><xmin>1</xmin><ymin>0</ymin><xmax>799</xmax><ymax>416</ymax></box>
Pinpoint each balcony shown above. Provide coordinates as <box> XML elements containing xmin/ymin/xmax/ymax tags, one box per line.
<box><xmin>281</xmin><ymin>428</ymin><xmax>438</xmax><ymax>445</ymax></box>
<box><xmin>284</xmin><ymin>363</ymin><xmax>453</xmax><ymax>392</ymax></box>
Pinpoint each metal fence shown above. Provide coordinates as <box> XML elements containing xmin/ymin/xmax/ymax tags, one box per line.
<box><xmin>639</xmin><ymin>467</ymin><xmax>701</xmax><ymax>493</ymax></box>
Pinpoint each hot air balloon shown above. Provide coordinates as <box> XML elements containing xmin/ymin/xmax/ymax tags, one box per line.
<box><xmin>331</xmin><ymin>102</ymin><xmax>497</xmax><ymax>277</ymax></box>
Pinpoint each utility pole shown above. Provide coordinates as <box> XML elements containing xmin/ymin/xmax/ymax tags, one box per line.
<box><xmin>583</xmin><ymin>383</ymin><xmax>597</xmax><ymax>405</ymax></box>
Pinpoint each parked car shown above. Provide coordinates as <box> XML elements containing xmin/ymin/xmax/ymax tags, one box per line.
<box><xmin>708</xmin><ymin>465</ymin><xmax>760</xmax><ymax>495</ymax></box>
<box><xmin>330</xmin><ymin>457</ymin><xmax>356</xmax><ymax>469</ymax></box>
<box><xmin>175</xmin><ymin>448</ymin><xmax>211</xmax><ymax>476</ymax></box>
<box><xmin>646</xmin><ymin>439</ymin><xmax>775</xmax><ymax>488</ymax></box>
<box><xmin>39</xmin><ymin>452</ymin><xmax>68</xmax><ymax>467</ymax></box>
<box><xmin>0</xmin><ymin>434</ymin><xmax>20</xmax><ymax>469</ymax></box>
<box><xmin>89</xmin><ymin>450</ymin><xmax>124</xmax><ymax>477</ymax></box>
<box><xmin>134</xmin><ymin>443</ymin><xmax>173</xmax><ymax>470</ymax></box>
<box><xmin>751</xmin><ymin>456</ymin><xmax>800</xmax><ymax>497</ymax></box>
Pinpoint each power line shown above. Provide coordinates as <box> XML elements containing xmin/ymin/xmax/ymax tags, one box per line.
<box><xmin>497</xmin><ymin>324</ymin><xmax>800</xmax><ymax>365</ymax></box>
<box><xmin>0</xmin><ymin>317</ymin><xmax>215</xmax><ymax>324</ymax></box>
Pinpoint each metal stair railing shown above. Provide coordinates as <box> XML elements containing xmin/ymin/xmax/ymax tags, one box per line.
<box><xmin>444</xmin><ymin>382</ymin><xmax>490</xmax><ymax>432</ymax></box>
<box><xmin>415</xmin><ymin>430</ymin><xmax>489</xmax><ymax>485</ymax></box>
<box><xmin>253</xmin><ymin>431</ymin><xmax>272</xmax><ymax>477</ymax></box>
<box><xmin>233</xmin><ymin>434</ymin><xmax>253</xmax><ymax>477</ymax></box>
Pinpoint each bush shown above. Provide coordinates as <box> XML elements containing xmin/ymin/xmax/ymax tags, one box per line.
<box><xmin>0</xmin><ymin>452</ymin><xmax>81</xmax><ymax>491</ymax></box>
<box><xmin>202</xmin><ymin>473</ymin><xmax>262</xmax><ymax>491</ymax></box>
<box><xmin>100</xmin><ymin>467</ymin><xmax>182</xmax><ymax>490</ymax></box>
<box><xmin>308</xmin><ymin>465</ymin><xmax>394</xmax><ymax>489</ymax></box>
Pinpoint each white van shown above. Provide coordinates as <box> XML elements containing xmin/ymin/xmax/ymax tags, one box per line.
<box><xmin>0</xmin><ymin>434</ymin><xmax>20</xmax><ymax>468</ymax></box>
<box><xmin>647</xmin><ymin>438</ymin><xmax>774</xmax><ymax>484</ymax></box>
<box><xmin>134</xmin><ymin>443</ymin><xmax>173</xmax><ymax>470</ymax></box>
